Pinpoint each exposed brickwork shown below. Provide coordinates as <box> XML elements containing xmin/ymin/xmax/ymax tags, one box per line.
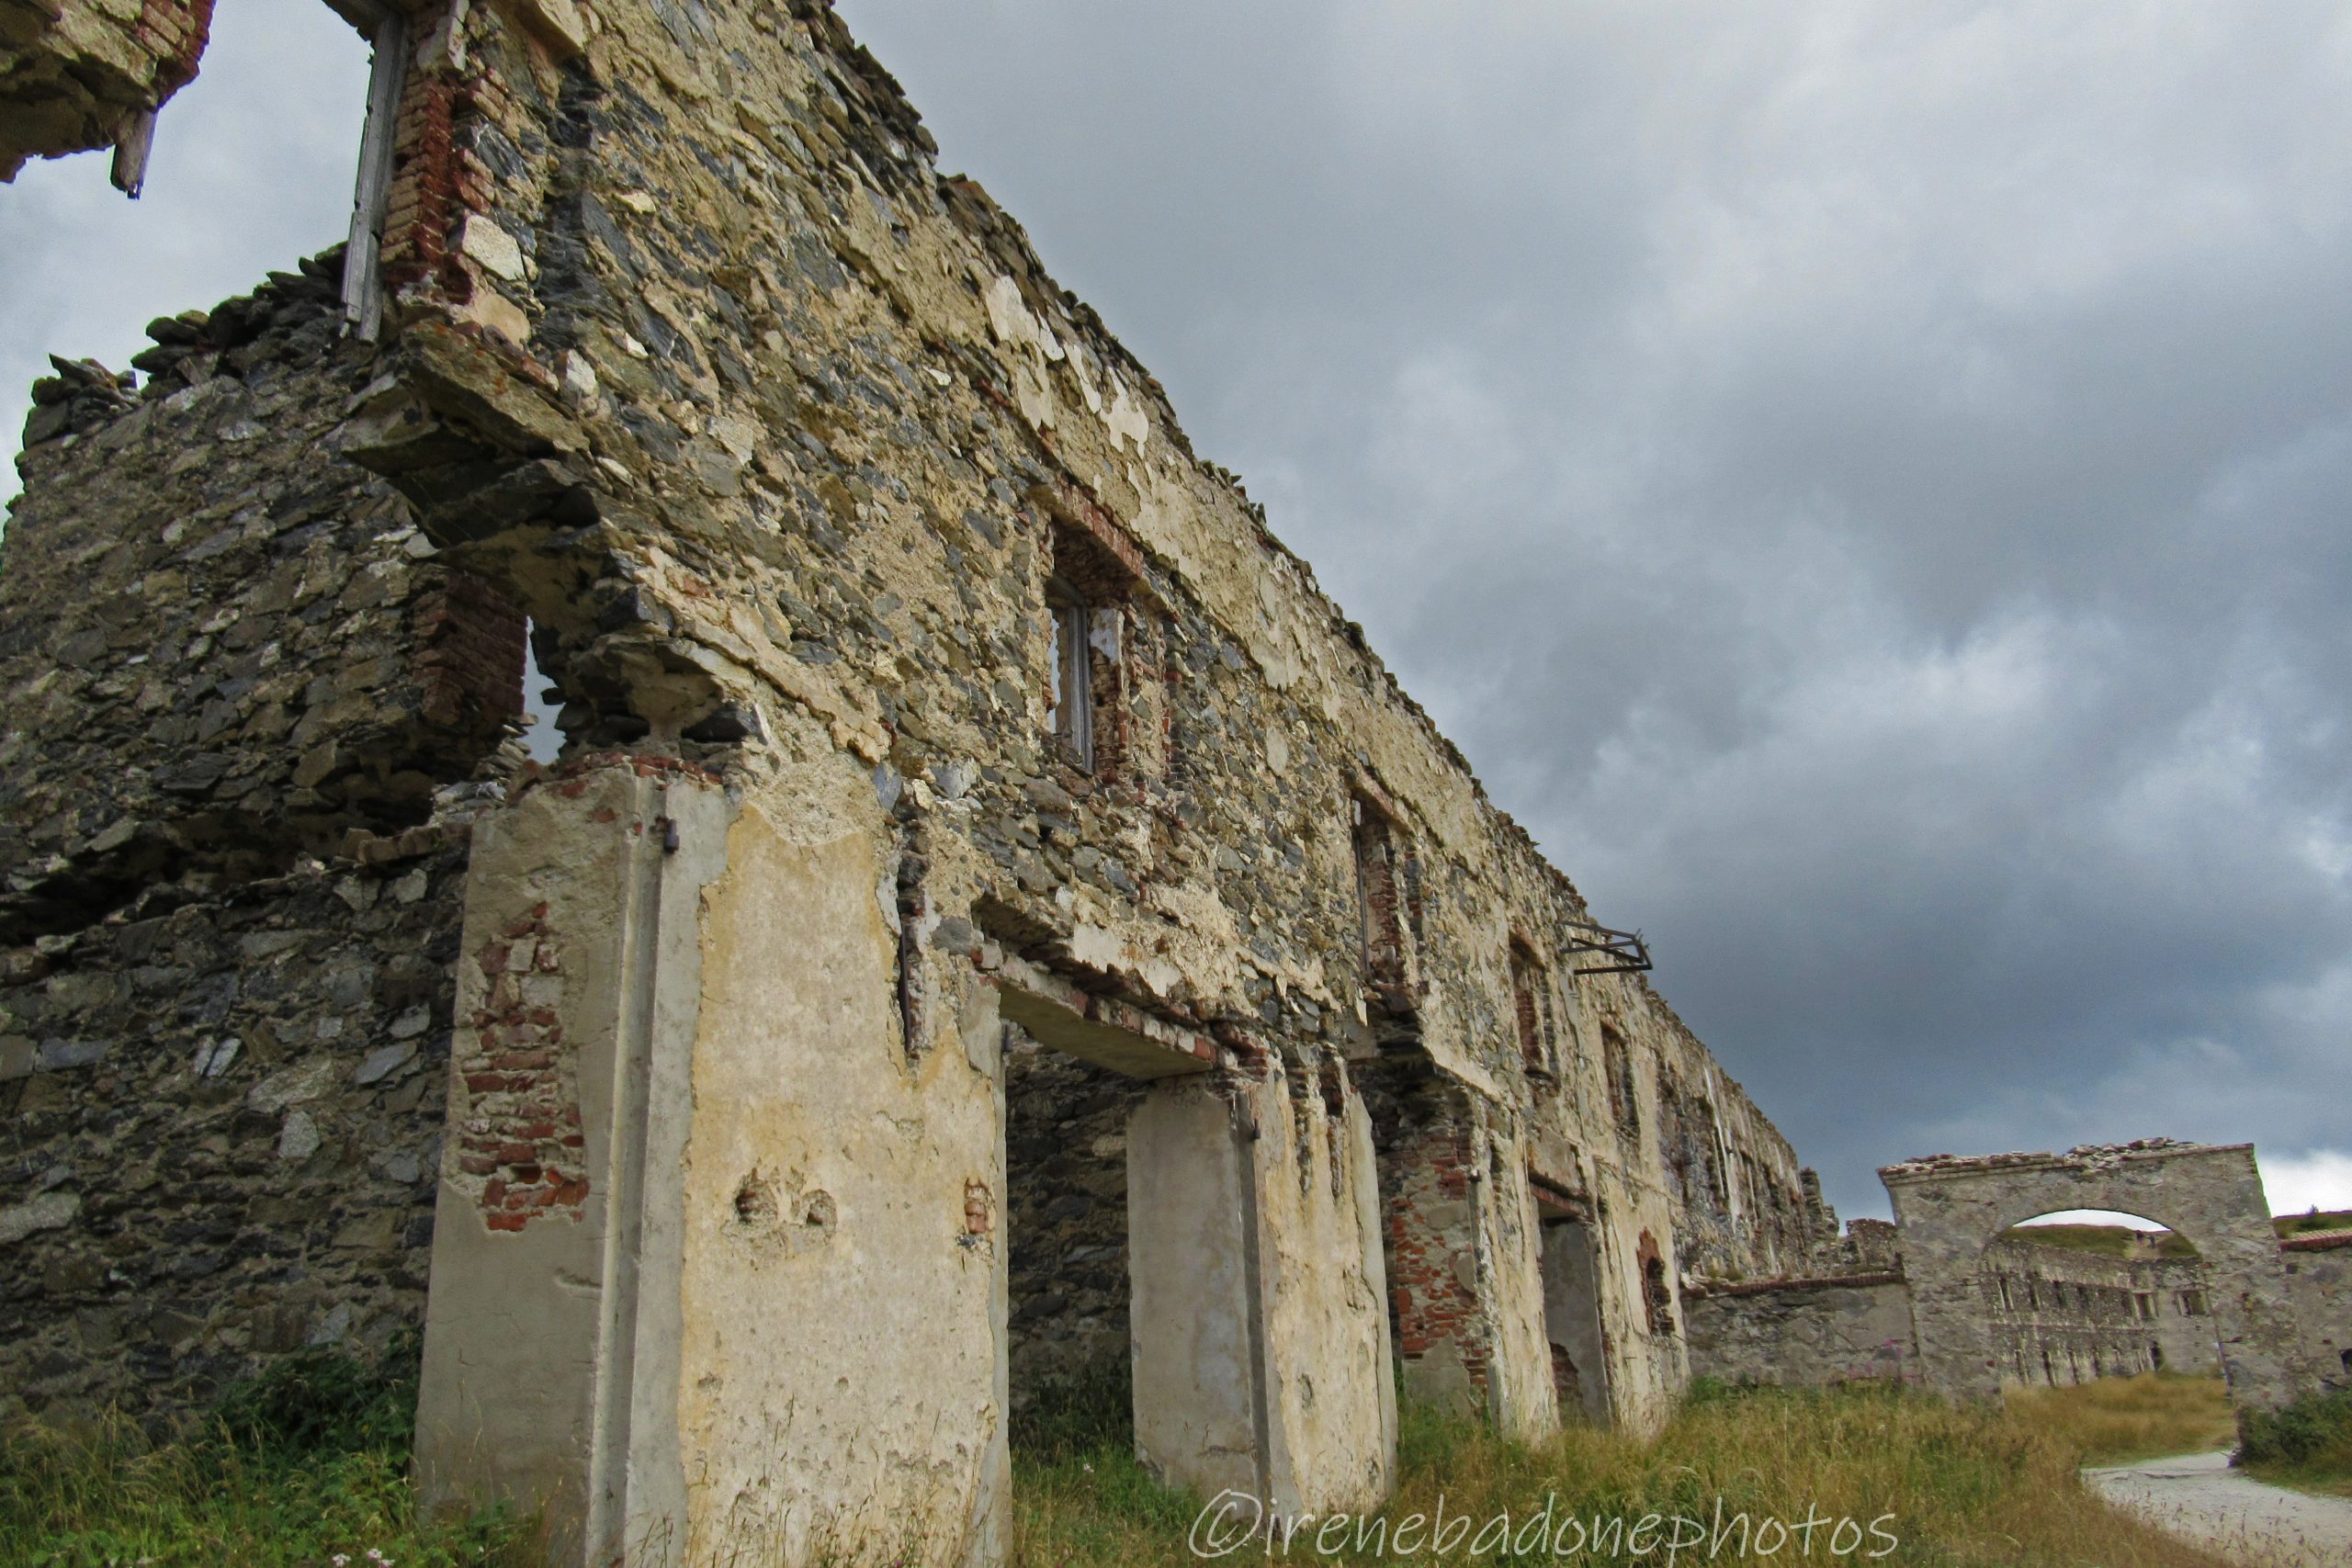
<box><xmin>1378</xmin><ymin>1096</ymin><xmax>1488</xmax><ymax>1393</ymax></box>
<box><xmin>453</xmin><ymin>903</ymin><xmax>584</xmax><ymax>1231</ymax></box>
<box><xmin>413</xmin><ymin>568</ymin><xmax>527</xmax><ymax>738</ymax></box>
<box><xmin>131</xmin><ymin>0</ymin><xmax>211</xmax><ymax>97</ymax></box>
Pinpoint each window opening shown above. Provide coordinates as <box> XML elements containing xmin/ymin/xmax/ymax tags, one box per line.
<box><xmin>1046</xmin><ymin>577</ymin><xmax>1093</xmax><ymax>771</ymax></box>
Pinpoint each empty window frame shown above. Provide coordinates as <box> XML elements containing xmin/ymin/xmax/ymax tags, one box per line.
<box><xmin>1041</xmin><ymin>517</ymin><xmax>1141</xmax><ymax>778</ymax></box>
<box><xmin>1046</xmin><ymin>576</ymin><xmax>1093</xmax><ymax>771</ymax></box>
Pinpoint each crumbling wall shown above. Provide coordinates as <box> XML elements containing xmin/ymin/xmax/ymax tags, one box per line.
<box><xmin>0</xmin><ymin>0</ymin><xmax>213</xmax><ymax>179</ymax></box>
<box><xmin>2282</xmin><ymin>1231</ymin><xmax>2352</xmax><ymax>1386</ymax></box>
<box><xmin>4</xmin><ymin>0</ymin><xmax>1832</xmax><ymax>1552</ymax></box>
<box><xmin>1883</xmin><ymin>1143</ymin><xmax>2314</xmax><ymax>1408</ymax></box>
<box><xmin>1684</xmin><ymin>1274</ymin><xmax>1917</xmax><ymax>1389</ymax></box>
<box><xmin>1</xmin><ymin>251</ymin><xmax>525</xmax><ymax>946</ymax></box>
<box><xmin>0</xmin><ymin>250</ymin><xmax>534</xmax><ymax>1427</ymax></box>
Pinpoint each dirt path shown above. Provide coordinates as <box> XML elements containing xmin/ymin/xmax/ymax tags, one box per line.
<box><xmin>2085</xmin><ymin>1450</ymin><xmax>2352</xmax><ymax>1567</ymax></box>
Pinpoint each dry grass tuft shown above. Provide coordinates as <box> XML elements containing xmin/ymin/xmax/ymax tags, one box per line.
<box><xmin>2004</xmin><ymin>1372</ymin><xmax>2238</xmax><ymax>1467</ymax></box>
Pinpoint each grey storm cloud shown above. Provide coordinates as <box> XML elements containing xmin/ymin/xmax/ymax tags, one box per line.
<box><xmin>6</xmin><ymin>0</ymin><xmax>2350</xmax><ymax>1217</ymax></box>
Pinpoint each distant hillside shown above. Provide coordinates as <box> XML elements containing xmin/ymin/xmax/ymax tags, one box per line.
<box><xmin>2003</xmin><ymin>1223</ymin><xmax>2198</xmax><ymax>1259</ymax></box>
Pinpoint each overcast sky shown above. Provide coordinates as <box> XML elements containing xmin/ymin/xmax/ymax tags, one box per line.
<box><xmin>5</xmin><ymin>2</ymin><xmax>2349</xmax><ymax>1222</ymax></box>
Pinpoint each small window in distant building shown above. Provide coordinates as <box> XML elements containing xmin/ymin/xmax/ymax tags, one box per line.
<box><xmin>1046</xmin><ymin>577</ymin><xmax>1093</xmax><ymax>771</ymax></box>
<box><xmin>1510</xmin><ymin>938</ymin><xmax>1552</xmax><ymax>1078</ymax></box>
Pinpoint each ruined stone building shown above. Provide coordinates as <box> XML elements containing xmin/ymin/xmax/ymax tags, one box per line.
<box><xmin>1</xmin><ymin>1</ymin><xmax>1836</xmax><ymax>1562</ymax></box>
<box><xmin>1976</xmin><ymin>1235</ymin><xmax>2219</xmax><ymax>1388</ymax></box>
<box><xmin>1686</xmin><ymin>1141</ymin><xmax>2352</xmax><ymax>1409</ymax></box>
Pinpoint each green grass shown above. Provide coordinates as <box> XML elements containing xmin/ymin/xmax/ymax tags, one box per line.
<box><xmin>4</xmin><ymin>1352</ymin><xmax>2244</xmax><ymax>1566</ymax></box>
<box><xmin>1015</xmin><ymin>1379</ymin><xmax>2233</xmax><ymax>1566</ymax></box>
<box><xmin>2274</xmin><ymin>1208</ymin><xmax>2352</xmax><ymax>1239</ymax></box>
<box><xmin>0</xmin><ymin>1337</ymin><xmax>533</xmax><ymax>1567</ymax></box>
<box><xmin>1999</xmin><ymin>1223</ymin><xmax>2199</xmax><ymax>1258</ymax></box>
<box><xmin>2237</xmin><ymin>1385</ymin><xmax>2352</xmax><ymax>1498</ymax></box>
<box><xmin>2003</xmin><ymin>1372</ymin><xmax>2237</xmax><ymax>1465</ymax></box>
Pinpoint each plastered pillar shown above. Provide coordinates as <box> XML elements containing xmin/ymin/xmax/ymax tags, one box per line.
<box><xmin>413</xmin><ymin>761</ymin><xmax>731</xmax><ymax>1565</ymax></box>
<box><xmin>415</xmin><ymin>757</ymin><xmax>1010</xmax><ymax>1567</ymax></box>
<box><xmin>1127</xmin><ymin>1062</ymin><xmax>1396</xmax><ymax>1521</ymax></box>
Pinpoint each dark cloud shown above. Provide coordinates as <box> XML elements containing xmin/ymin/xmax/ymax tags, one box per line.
<box><xmin>6</xmin><ymin>0</ymin><xmax>2347</xmax><ymax>1218</ymax></box>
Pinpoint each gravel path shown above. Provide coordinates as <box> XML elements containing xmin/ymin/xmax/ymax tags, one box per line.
<box><xmin>2085</xmin><ymin>1450</ymin><xmax>2352</xmax><ymax>1567</ymax></box>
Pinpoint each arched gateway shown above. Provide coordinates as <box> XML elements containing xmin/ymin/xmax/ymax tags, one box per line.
<box><xmin>1882</xmin><ymin>1141</ymin><xmax>2314</xmax><ymax>1409</ymax></box>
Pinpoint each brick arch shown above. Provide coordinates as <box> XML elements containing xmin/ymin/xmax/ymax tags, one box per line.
<box><xmin>1881</xmin><ymin>1142</ymin><xmax>2314</xmax><ymax>1409</ymax></box>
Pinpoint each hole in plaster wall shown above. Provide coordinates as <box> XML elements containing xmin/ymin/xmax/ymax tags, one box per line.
<box><xmin>733</xmin><ymin>1174</ymin><xmax>777</xmax><ymax>1227</ymax></box>
<box><xmin>801</xmin><ymin>1190</ymin><xmax>835</xmax><ymax>1229</ymax></box>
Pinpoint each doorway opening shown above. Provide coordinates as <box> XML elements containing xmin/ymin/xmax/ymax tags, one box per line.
<box><xmin>1533</xmin><ymin>1179</ymin><xmax>1611</xmax><ymax>1428</ymax></box>
<box><xmin>1002</xmin><ymin>1024</ymin><xmax>1146</xmax><ymax>1461</ymax></box>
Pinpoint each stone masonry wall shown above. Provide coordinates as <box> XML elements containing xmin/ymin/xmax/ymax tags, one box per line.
<box><xmin>1980</xmin><ymin>1237</ymin><xmax>2219</xmax><ymax>1387</ymax></box>
<box><xmin>0</xmin><ymin>839</ymin><xmax>467</xmax><ymax>1423</ymax></box>
<box><xmin>2</xmin><ymin>249</ymin><xmax>526</xmax><ymax>947</ymax></box>
<box><xmin>0</xmin><ymin>249</ymin><xmax>527</xmax><ymax>1424</ymax></box>
<box><xmin>302</xmin><ymin>0</ymin><xmax>1825</xmax><ymax>1447</ymax></box>
<box><xmin>1002</xmin><ymin>1029</ymin><xmax>1143</xmax><ymax>1403</ymax></box>
<box><xmin>3</xmin><ymin>0</ymin><xmax>1833</xmax><ymax>1527</ymax></box>
<box><xmin>2282</xmin><ymin>1232</ymin><xmax>2352</xmax><ymax>1386</ymax></box>
<box><xmin>1684</xmin><ymin>1274</ymin><xmax>1917</xmax><ymax>1390</ymax></box>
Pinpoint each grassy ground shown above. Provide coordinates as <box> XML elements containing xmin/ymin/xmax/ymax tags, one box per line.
<box><xmin>4</xmin><ymin>1355</ymin><xmax>2241</xmax><ymax>1566</ymax></box>
<box><xmin>2237</xmin><ymin>1385</ymin><xmax>2352</xmax><ymax>1498</ymax></box>
<box><xmin>0</xmin><ymin>1339</ymin><xmax>532</xmax><ymax>1567</ymax></box>
<box><xmin>1016</xmin><ymin>1378</ymin><xmax>2233</xmax><ymax>1566</ymax></box>
<box><xmin>2002</xmin><ymin>1372</ymin><xmax>2238</xmax><ymax>1466</ymax></box>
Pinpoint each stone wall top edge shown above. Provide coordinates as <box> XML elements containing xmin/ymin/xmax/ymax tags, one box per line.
<box><xmin>1878</xmin><ymin>1139</ymin><xmax>2253</xmax><ymax>1185</ymax></box>
<box><xmin>1685</xmin><ymin>1270</ymin><xmax>1905</xmax><ymax>1300</ymax></box>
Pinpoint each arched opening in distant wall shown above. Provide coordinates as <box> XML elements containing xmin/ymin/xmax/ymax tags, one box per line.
<box><xmin>1880</xmin><ymin>1143</ymin><xmax>2316</xmax><ymax>1411</ymax></box>
<box><xmin>1982</xmin><ymin>1209</ymin><xmax>2220</xmax><ymax>1389</ymax></box>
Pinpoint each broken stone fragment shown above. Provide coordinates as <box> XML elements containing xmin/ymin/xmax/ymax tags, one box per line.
<box><xmin>143</xmin><ymin>310</ymin><xmax>209</xmax><ymax>346</ymax></box>
<box><xmin>683</xmin><ymin>702</ymin><xmax>763</xmax><ymax>744</ymax></box>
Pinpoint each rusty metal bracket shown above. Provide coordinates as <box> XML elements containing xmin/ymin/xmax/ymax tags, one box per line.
<box><xmin>1564</xmin><ymin>921</ymin><xmax>1651</xmax><ymax>976</ymax></box>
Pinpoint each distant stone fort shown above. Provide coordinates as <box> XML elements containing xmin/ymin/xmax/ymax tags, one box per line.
<box><xmin>2</xmin><ymin>3</ymin><xmax>2346</xmax><ymax>1563</ymax></box>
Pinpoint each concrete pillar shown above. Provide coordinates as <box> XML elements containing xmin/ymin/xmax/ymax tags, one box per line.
<box><xmin>414</xmin><ymin>761</ymin><xmax>1008</xmax><ymax>1565</ymax></box>
<box><xmin>1128</xmin><ymin>1063</ymin><xmax>1396</xmax><ymax>1521</ymax></box>
<box><xmin>413</xmin><ymin>761</ymin><xmax>731</xmax><ymax>1565</ymax></box>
